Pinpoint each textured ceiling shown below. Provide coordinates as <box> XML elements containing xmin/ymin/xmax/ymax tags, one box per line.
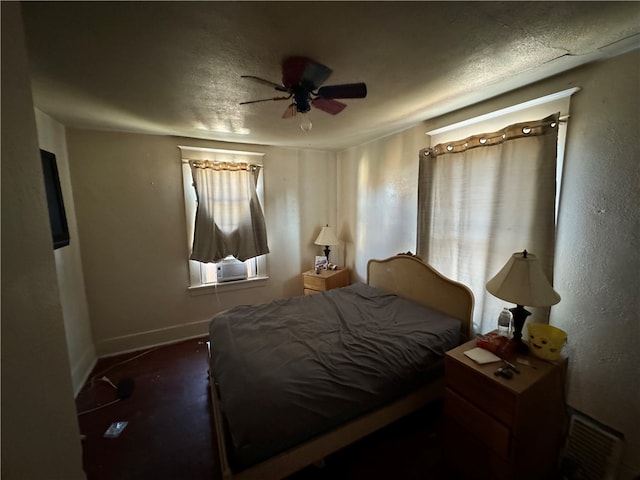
<box><xmin>21</xmin><ymin>1</ymin><xmax>640</xmax><ymax>151</ymax></box>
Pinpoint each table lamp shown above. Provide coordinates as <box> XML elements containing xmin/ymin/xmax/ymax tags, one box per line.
<box><xmin>314</xmin><ymin>225</ymin><xmax>339</xmax><ymax>264</ymax></box>
<box><xmin>486</xmin><ymin>250</ymin><xmax>560</xmax><ymax>351</ymax></box>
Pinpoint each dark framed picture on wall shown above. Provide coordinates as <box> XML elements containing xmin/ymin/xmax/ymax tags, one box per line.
<box><xmin>40</xmin><ymin>149</ymin><xmax>70</xmax><ymax>249</ymax></box>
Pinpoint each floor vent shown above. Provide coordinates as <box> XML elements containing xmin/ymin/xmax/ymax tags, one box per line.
<box><xmin>561</xmin><ymin>414</ymin><xmax>623</xmax><ymax>480</ymax></box>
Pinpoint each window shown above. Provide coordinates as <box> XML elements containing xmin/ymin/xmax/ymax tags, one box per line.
<box><xmin>426</xmin><ymin>88</ymin><xmax>576</xmax><ymax>222</ymax></box>
<box><xmin>179</xmin><ymin>146</ymin><xmax>268</xmax><ymax>289</ymax></box>
<box><xmin>418</xmin><ymin>89</ymin><xmax>576</xmax><ymax>334</ymax></box>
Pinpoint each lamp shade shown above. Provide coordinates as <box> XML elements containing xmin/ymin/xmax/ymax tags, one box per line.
<box><xmin>314</xmin><ymin>225</ymin><xmax>339</xmax><ymax>246</ymax></box>
<box><xmin>486</xmin><ymin>251</ymin><xmax>560</xmax><ymax>307</ymax></box>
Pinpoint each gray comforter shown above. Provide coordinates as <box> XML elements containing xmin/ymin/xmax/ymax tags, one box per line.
<box><xmin>209</xmin><ymin>282</ymin><xmax>461</xmax><ymax>470</ymax></box>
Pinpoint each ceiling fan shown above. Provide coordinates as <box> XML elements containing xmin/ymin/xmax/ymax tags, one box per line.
<box><xmin>240</xmin><ymin>56</ymin><xmax>367</xmax><ymax>130</ymax></box>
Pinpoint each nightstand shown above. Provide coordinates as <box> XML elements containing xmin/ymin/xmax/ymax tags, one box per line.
<box><xmin>302</xmin><ymin>268</ymin><xmax>350</xmax><ymax>295</ymax></box>
<box><xmin>444</xmin><ymin>338</ymin><xmax>567</xmax><ymax>480</ymax></box>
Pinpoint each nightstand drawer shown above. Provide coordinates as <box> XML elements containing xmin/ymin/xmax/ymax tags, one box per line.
<box><xmin>304</xmin><ymin>274</ymin><xmax>330</xmax><ymax>291</ymax></box>
<box><xmin>445</xmin><ymin>388</ymin><xmax>511</xmax><ymax>459</ymax></box>
<box><xmin>445</xmin><ymin>411</ymin><xmax>510</xmax><ymax>480</ymax></box>
<box><xmin>446</xmin><ymin>355</ymin><xmax>515</xmax><ymax>426</ymax></box>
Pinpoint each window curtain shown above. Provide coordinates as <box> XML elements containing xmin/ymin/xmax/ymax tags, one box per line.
<box><xmin>417</xmin><ymin>114</ymin><xmax>559</xmax><ymax>334</ymax></box>
<box><xmin>189</xmin><ymin>160</ymin><xmax>269</xmax><ymax>263</ymax></box>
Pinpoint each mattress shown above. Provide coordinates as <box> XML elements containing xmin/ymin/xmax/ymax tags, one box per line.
<box><xmin>208</xmin><ymin>282</ymin><xmax>461</xmax><ymax>470</ymax></box>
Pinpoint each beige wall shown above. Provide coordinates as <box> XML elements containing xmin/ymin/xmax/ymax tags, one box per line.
<box><xmin>338</xmin><ymin>124</ymin><xmax>427</xmax><ymax>282</ymax></box>
<box><xmin>1</xmin><ymin>3</ymin><xmax>85</xmax><ymax>478</ymax></box>
<box><xmin>552</xmin><ymin>51</ymin><xmax>639</xmax><ymax>478</ymax></box>
<box><xmin>35</xmin><ymin>110</ymin><xmax>96</xmax><ymax>395</ymax></box>
<box><xmin>65</xmin><ymin>130</ymin><xmax>337</xmax><ymax>355</ymax></box>
<box><xmin>338</xmin><ymin>50</ymin><xmax>640</xmax><ymax>478</ymax></box>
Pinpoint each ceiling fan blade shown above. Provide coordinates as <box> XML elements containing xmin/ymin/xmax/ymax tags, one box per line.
<box><xmin>312</xmin><ymin>97</ymin><xmax>347</xmax><ymax>115</ymax></box>
<box><xmin>317</xmin><ymin>83</ymin><xmax>367</xmax><ymax>99</ymax></box>
<box><xmin>282</xmin><ymin>57</ymin><xmax>332</xmax><ymax>89</ymax></box>
<box><xmin>240</xmin><ymin>95</ymin><xmax>291</xmax><ymax>105</ymax></box>
<box><xmin>241</xmin><ymin>75</ymin><xmax>289</xmax><ymax>93</ymax></box>
<box><xmin>282</xmin><ymin>103</ymin><xmax>297</xmax><ymax>119</ymax></box>
<box><xmin>302</xmin><ymin>61</ymin><xmax>333</xmax><ymax>89</ymax></box>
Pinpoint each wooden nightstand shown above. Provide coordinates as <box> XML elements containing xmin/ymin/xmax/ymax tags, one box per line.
<box><xmin>444</xmin><ymin>338</ymin><xmax>567</xmax><ymax>480</ymax></box>
<box><xmin>302</xmin><ymin>268</ymin><xmax>350</xmax><ymax>295</ymax></box>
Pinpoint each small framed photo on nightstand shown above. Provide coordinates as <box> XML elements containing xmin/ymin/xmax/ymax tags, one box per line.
<box><xmin>314</xmin><ymin>256</ymin><xmax>328</xmax><ymax>271</ymax></box>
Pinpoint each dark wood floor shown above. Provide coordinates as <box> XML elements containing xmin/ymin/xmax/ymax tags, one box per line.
<box><xmin>76</xmin><ymin>337</ymin><xmax>452</xmax><ymax>480</ymax></box>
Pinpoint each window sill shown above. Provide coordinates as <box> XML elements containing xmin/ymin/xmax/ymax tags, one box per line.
<box><xmin>187</xmin><ymin>275</ymin><xmax>269</xmax><ymax>296</ymax></box>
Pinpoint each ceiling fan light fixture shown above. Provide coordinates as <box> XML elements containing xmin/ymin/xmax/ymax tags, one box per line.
<box><xmin>300</xmin><ymin>113</ymin><xmax>312</xmax><ymax>132</ymax></box>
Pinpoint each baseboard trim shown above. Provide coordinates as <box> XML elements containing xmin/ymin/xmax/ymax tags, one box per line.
<box><xmin>95</xmin><ymin>318</ymin><xmax>211</xmax><ymax>357</ymax></box>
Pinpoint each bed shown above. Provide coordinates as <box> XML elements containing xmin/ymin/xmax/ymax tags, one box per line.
<box><xmin>208</xmin><ymin>254</ymin><xmax>474</xmax><ymax>480</ymax></box>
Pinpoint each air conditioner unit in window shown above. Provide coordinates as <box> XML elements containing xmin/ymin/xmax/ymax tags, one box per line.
<box><xmin>216</xmin><ymin>258</ymin><xmax>248</xmax><ymax>282</ymax></box>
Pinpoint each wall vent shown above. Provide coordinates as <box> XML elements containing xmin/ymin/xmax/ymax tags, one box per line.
<box><xmin>561</xmin><ymin>414</ymin><xmax>623</xmax><ymax>480</ymax></box>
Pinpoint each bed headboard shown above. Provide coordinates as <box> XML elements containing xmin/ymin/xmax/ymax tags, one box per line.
<box><xmin>367</xmin><ymin>254</ymin><xmax>474</xmax><ymax>341</ymax></box>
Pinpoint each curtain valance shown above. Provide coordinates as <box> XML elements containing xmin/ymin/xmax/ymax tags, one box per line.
<box><xmin>423</xmin><ymin>114</ymin><xmax>559</xmax><ymax>158</ymax></box>
<box><xmin>187</xmin><ymin>160</ymin><xmax>261</xmax><ymax>172</ymax></box>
